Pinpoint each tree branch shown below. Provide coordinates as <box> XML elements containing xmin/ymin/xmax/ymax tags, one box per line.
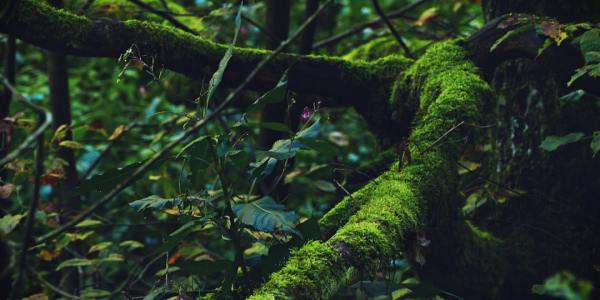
<box><xmin>0</xmin><ymin>0</ymin><xmax>383</xmax><ymax>103</ymax></box>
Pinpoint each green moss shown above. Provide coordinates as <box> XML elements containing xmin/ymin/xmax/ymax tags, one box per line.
<box><xmin>249</xmin><ymin>241</ymin><xmax>350</xmax><ymax>300</ymax></box>
<box><xmin>251</xmin><ymin>41</ymin><xmax>506</xmax><ymax>299</ymax></box>
<box><xmin>64</xmin><ymin>0</ymin><xmax>205</xmax><ymax>33</ymax></box>
<box><xmin>343</xmin><ymin>37</ymin><xmax>403</xmax><ymax>61</ymax></box>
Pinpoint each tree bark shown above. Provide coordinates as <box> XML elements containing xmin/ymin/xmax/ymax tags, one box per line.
<box><xmin>46</xmin><ymin>51</ymin><xmax>80</xmax><ymax>204</ymax></box>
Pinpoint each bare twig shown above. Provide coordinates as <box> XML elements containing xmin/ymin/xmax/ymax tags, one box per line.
<box><xmin>313</xmin><ymin>0</ymin><xmax>429</xmax><ymax>50</ymax></box>
<box><xmin>370</xmin><ymin>0</ymin><xmax>413</xmax><ymax>58</ymax></box>
<box><xmin>35</xmin><ymin>0</ymin><xmax>334</xmax><ymax>245</ymax></box>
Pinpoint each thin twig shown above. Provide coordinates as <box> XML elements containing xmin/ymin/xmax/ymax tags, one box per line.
<box><xmin>9</xmin><ymin>95</ymin><xmax>46</xmax><ymax>299</ymax></box>
<box><xmin>421</xmin><ymin>120</ymin><xmax>465</xmax><ymax>154</ymax></box>
<box><xmin>313</xmin><ymin>0</ymin><xmax>429</xmax><ymax>50</ymax></box>
<box><xmin>0</xmin><ymin>77</ymin><xmax>53</xmax><ymax>168</ymax></box>
<box><xmin>34</xmin><ymin>0</ymin><xmax>334</xmax><ymax>245</ymax></box>
<box><xmin>370</xmin><ymin>0</ymin><xmax>413</xmax><ymax>58</ymax></box>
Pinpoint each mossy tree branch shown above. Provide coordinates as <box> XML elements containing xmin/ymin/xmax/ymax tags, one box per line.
<box><xmin>250</xmin><ymin>42</ymin><xmax>507</xmax><ymax>299</ymax></box>
<box><xmin>0</xmin><ymin>0</ymin><xmax>415</xmax><ymax>141</ymax></box>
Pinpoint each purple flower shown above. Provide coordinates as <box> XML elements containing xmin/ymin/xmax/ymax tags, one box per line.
<box><xmin>301</xmin><ymin>106</ymin><xmax>312</xmax><ymax>122</ymax></box>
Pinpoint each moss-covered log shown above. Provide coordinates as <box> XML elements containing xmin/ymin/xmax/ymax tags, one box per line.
<box><xmin>0</xmin><ymin>0</ymin><xmax>415</xmax><ymax>141</ymax></box>
<box><xmin>250</xmin><ymin>41</ymin><xmax>506</xmax><ymax>299</ymax></box>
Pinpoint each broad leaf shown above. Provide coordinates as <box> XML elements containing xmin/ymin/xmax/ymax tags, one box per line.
<box><xmin>233</xmin><ymin>196</ymin><xmax>298</xmax><ymax>234</ymax></box>
<box><xmin>540</xmin><ymin>133</ymin><xmax>584</xmax><ymax>151</ymax></box>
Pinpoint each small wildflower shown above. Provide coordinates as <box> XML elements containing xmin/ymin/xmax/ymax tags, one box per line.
<box><xmin>301</xmin><ymin>106</ymin><xmax>312</xmax><ymax>122</ymax></box>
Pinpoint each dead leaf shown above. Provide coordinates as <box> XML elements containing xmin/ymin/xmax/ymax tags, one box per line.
<box><xmin>540</xmin><ymin>20</ymin><xmax>568</xmax><ymax>45</ymax></box>
<box><xmin>0</xmin><ymin>183</ymin><xmax>16</xmax><ymax>198</ymax></box>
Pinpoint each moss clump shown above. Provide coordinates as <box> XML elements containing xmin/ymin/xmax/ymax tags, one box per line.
<box><xmin>343</xmin><ymin>37</ymin><xmax>403</xmax><ymax>61</ymax></box>
<box><xmin>249</xmin><ymin>241</ymin><xmax>350</xmax><ymax>300</ymax></box>
<box><xmin>64</xmin><ymin>0</ymin><xmax>205</xmax><ymax>34</ymax></box>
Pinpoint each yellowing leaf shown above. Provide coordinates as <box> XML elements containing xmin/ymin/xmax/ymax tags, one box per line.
<box><xmin>540</xmin><ymin>20</ymin><xmax>568</xmax><ymax>45</ymax></box>
<box><xmin>88</xmin><ymin>241</ymin><xmax>112</xmax><ymax>253</ymax></box>
<box><xmin>38</xmin><ymin>249</ymin><xmax>61</xmax><ymax>261</ymax></box>
<box><xmin>59</xmin><ymin>140</ymin><xmax>85</xmax><ymax>150</ymax></box>
<box><xmin>414</xmin><ymin>7</ymin><xmax>438</xmax><ymax>27</ymax></box>
<box><xmin>109</xmin><ymin>124</ymin><xmax>129</xmax><ymax>141</ymax></box>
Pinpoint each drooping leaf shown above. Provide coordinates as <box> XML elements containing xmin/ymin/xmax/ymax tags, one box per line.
<box><xmin>204</xmin><ymin>2</ymin><xmax>243</xmax><ymax>105</ymax></box>
<box><xmin>540</xmin><ymin>133</ymin><xmax>585</xmax><ymax>151</ymax></box>
<box><xmin>233</xmin><ymin>196</ymin><xmax>298</xmax><ymax>234</ymax></box>
<box><xmin>129</xmin><ymin>195</ymin><xmax>181</xmax><ymax>212</ymax></box>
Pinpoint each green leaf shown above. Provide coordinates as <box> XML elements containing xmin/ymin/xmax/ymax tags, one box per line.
<box><xmin>88</xmin><ymin>241</ymin><xmax>112</xmax><ymax>253</ymax></box>
<box><xmin>559</xmin><ymin>90</ymin><xmax>586</xmax><ymax>105</ymax></box>
<box><xmin>129</xmin><ymin>195</ymin><xmax>181</xmax><ymax>212</ymax></box>
<box><xmin>490</xmin><ymin>23</ymin><xmax>535</xmax><ymax>52</ymax></box>
<box><xmin>532</xmin><ymin>271</ymin><xmax>593</xmax><ymax>300</ymax></box>
<box><xmin>247</xmin><ymin>73</ymin><xmax>288</xmax><ymax>113</ymax></box>
<box><xmin>296</xmin><ymin>118</ymin><xmax>321</xmax><ymax>139</ymax></box>
<box><xmin>540</xmin><ymin>133</ymin><xmax>585</xmax><ymax>151</ymax></box>
<box><xmin>56</xmin><ymin>258</ymin><xmax>96</xmax><ymax>270</ymax></box>
<box><xmin>314</xmin><ymin>180</ymin><xmax>336</xmax><ymax>192</ymax></box>
<box><xmin>233</xmin><ymin>196</ymin><xmax>298</xmax><ymax>234</ymax></box>
<box><xmin>75</xmin><ymin>219</ymin><xmax>103</xmax><ymax>228</ymax></box>
<box><xmin>591</xmin><ymin>131</ymin><xmax>600</xmax><ymax>157</ymax></box>
<box><xmin>204</xmin><ymin>2</ymin><xmax>243</xmax><ymax>105</ymax></box>
<box><xmin>0</xmin><ymin>214</ymin><xmax>24</xmax><ymax>235</ymax></box>
<box><xmin>119</xmin><ymin>240</ymin><xmax>145</xmax><ymax>251</ymax></box>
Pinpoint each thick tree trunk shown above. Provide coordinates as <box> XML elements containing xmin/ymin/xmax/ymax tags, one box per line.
<box><xmin>464</xmin><ymin>0</ymin><xmax>600</xmax><ymax>297</ymax></box>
